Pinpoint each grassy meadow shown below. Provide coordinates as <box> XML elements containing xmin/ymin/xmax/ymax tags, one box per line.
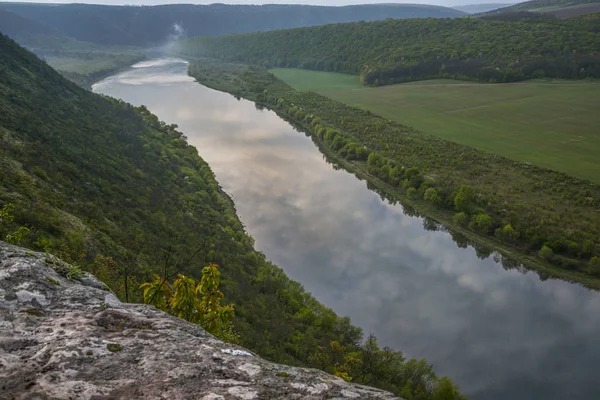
<box><xmin>270</xmin><ymin>68</ymin><xmax>600</xmax><ymax>183</ymax></box>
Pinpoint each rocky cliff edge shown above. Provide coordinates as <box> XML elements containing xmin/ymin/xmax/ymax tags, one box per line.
<box><xmin>0</xmin><ymin>242</ymin><xmax>399</xmax><ymax>400</ymax></box>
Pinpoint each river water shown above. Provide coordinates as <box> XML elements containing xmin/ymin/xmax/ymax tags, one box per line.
<box><xmin>93</xmin><ymin>59</ymin><xmax>600</xmax><ymax>400</ymax></box>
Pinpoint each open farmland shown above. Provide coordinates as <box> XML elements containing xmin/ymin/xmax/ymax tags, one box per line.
<box><xmin>271</xmin><ymin>69</ymin><xmax>600</xmax><ymax>183</ymax></box>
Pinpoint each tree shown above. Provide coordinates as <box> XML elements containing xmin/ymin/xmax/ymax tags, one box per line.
<box><xmin>454</xmin><ymin>185</ymin><xmax>475</xmax><ymax>213</ymax></box>
<box><xmin>453</xmin><ymin>212</ymin><xmax>469</xmax><ymax>227</ymax></box>
<box><xmin>407</xmin><ymin>187</ymin><xmax>418</xmax><ymax>199</ymax></box>
<box><xmin>431</xmin><ymin>377</ymin><xmax>467</xmax><ymax>400</ymax></box>
<box><xmin>588</xmin><ymin>256</ymin><xmax>600</xmax><ymax>276</ymax></box>
<box><xmin>538</xmin><ymin>245</ymin><xmax>554</xmax><ymax>261</ymax></box>
<box><xmin>424</xmin><ymin>188</ymin><xmax>441</xmax><ymax>204</ymax></box>
<box><xmin>0</xmin><ymin>203</ymin><xmax>14</xmax><ymax>225</ymax></box>
<box><xmin>367</xmin><ymin>152</ymin><xmax>381</xmax><ymax>167</ymax></box>
<box><xmin>0</xmin><ymin>203</ymin><xmax>30</xmax><ymax>245</ymax></box>
<box><xmin>141</xmin><ymin>264</ymin><xmax>238</xmax><ymax>342</ymax></box>
<box><xmin>469</xmin><ymin>213</ymin><xmax>494</xmax><ymax>233</ymax></box>
<box><xmin>495</xmin><ymin>224</ymin><xmax>520</xmax><ymax>242</ymax></box>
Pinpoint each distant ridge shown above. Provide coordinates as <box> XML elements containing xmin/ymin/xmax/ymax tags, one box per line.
<box><xmin>1</xmin><ymin>3</ymin><xmax>466</xmax><ymax>46</ymax></box>
<box><xmin>453</xmin><ymin>3</ymin><xmax>516</xmax><ymax>13</ymax></box>
<box><xmin>482</xmin><ymin>0</ymin><xmax>600</xmax><ymax>17</ymax></box>
<box><xmin>0</xmin><ymin>8</ymin><xmax>58</xmax><ymax>40</ymax></box>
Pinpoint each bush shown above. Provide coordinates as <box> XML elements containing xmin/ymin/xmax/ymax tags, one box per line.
<box><xmin>453</xmin><ymin>212</ymin><xmax>469</xmax><ymax>227</ymax></box>
<box><xmin>554</xmin><ymin>255</ymin><xmax>581</xmax><ymax>270</ymax></box>
<box><xmin>495</xmin><ymin>224</ymin><xmax>520</xmax><ymax>242</ymax></box>
<box><xmin>424</xmin><ymin>187</ymin><xmax>441</xmax><ymax>204</ymax></box>
<box><xmin>469</xmin><ymin>213</ymin><xmax>494</xmax><ymax>233</ymax></box>
<box><xmin>538</xmin><ymin>245</ymin><xmax>554</xmax><ymax>261</ymax></box>
<box><xmin>407</xmin><ymin>187</ymin><xmax>418</xmax><ymax>199</ymax></box>
<box><xmin>589</xmin><ymin>256</ymin><xmax>600</xmax><ymax>276</ymax></box>
<box><xmin>454</xmin><ymin>185</ymin><xmax>474</xmax><ymax>213</ymax></box>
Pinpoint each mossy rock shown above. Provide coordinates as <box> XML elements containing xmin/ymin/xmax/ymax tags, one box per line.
<box><xmin>107</xmin><ymin>343</ymin><xmax>123</xmax><ymax>352</ymax></box>
<box><xmin>24</xmin><ymin>308</ymin><xmax>44</xmax><ymax>317</ymax></box>
<box><xmin>45</xmin><ymin>276</ymin><xmax>60</xmax><ymax>285</ymax></box>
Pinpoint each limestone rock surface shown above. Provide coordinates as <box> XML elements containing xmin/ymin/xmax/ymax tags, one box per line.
<box><xmin>0</xmin><ymin>242</ymin><xmax>399</xmax><ymax>400</ymax></box>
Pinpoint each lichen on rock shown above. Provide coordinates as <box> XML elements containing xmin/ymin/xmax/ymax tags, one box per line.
<box><xmin>0</xmin><ymin>242</ymin><xmax>400</xmax><ymax>399</ymax></box>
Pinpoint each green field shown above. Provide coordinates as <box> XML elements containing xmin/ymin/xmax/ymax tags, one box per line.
<box><xmin>45</xmin><ymin>55</ymin><xmax>137</xmax><ymax>75</ymax></box>
<box><xmin>270</xmin><ymin>68</ymin><xmax>600</xmax><ymax>183</ymax></box>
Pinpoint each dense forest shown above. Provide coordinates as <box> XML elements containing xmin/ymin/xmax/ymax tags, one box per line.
<box><xmin>186</xmin><ymin>59</ymin><xmax>600</xmax><ymax>287</ymax></box>
<box><xmin>175</xmin><ymin>14</ymin><xmax>600</xmax><ymax>85</ymax></box>
<box><xmin>0</xmin><ymin>34</ymin><xmax>465</xmax><ymax>399</ymax></box>
<box><xmin>1</xmin><ymin>3</ymin><xmax>465</xmax><ymax>47</ymax></box>
<box><xmin>490</xmin><ymin>0</ymin><xmax>600</xmax><ymax>12</ymax></box>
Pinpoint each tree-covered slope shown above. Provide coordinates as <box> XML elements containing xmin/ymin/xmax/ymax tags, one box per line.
<box><xmin>2</xmin><ymin>3</ymin><xmax>465</xmax><ymax>47</ymax></box>
<box><xmin>0</xmin><ymin>34</ymin><xmax>464</xmax><ymax>399</ymax></box>
<box><xmin>174</xmin><ymin>14</ymin><xmax>600</xmax><ymax>85</ymax></box>
<box><xmin>482</xmin><ymin>0</ymin><xmax>600</xmax><ymax>17</ymax></box>
<box><xmin>491</xmin><ymin>0</ymin><xmax>599</xmax><ymax>11</ymax></box>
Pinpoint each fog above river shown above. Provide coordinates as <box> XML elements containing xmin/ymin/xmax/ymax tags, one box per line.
<box><xmin>94</xmin><ymin>59</ymin><xmax>600</xmax><ymax>400</ymax></box>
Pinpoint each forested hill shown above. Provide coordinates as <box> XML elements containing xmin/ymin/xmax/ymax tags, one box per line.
<box><xmin>0</xmin><ymin>34</ymin><xmax>464</xmax><ymax>399</ymax></box>
<box><xmin>488</xmin><ymin>0</ymin><xmax>600</xmax><ymax>14</ymax></box>
<box><xmin>0</xmin><ymin>8</ymin><xmax>58</xmax><ymax>40</ymax></box>
<box><xmin>452</xmin><ymin>3</ymin><xmax>515</xmax><ymax>14</ymax></box>
<box><xmin>1</xmin><ymin>3</ymin><xmax>465</xmax><ymax>47</ymax></box>
<box><xmin>0</xmin><ymin>8</ymin><xmax>124</xmax><ymax>52</ymax></box>
<box><xmin>174</xmin><ymin>14</ymin><xmax>600</xmax><ymax>85</ymax></box>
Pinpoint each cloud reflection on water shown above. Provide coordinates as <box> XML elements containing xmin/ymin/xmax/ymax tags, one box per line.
<box><xmin>94</xmin><ymin>60</ymin><xmax>600</xmax><ymax>400</ymax></box>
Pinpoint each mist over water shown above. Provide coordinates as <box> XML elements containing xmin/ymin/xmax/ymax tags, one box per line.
<box><xmin>94</xmin><ymin>59</ymin><xmax>600</xmax><ymax>400</ymax></box>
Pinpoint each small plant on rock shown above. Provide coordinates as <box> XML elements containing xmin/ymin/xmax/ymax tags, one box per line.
<box><xmin>141</xmin><ymin>264</ymin><xmax>239</xmax><ymax>343</ymax></box>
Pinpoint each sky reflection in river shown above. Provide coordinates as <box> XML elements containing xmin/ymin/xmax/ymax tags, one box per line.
<box><xmin>94</xmin><ymin>59</ymin><xmax>600</xmax><ymax>400</ymax></box>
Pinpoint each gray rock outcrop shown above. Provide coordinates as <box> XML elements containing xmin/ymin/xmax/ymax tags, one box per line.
<box><xmin>0</xmin><ymin>242</ymin><xmax>399</xmax><ymax>400</ymax></box>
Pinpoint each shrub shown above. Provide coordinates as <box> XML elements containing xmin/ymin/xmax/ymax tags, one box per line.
<box><xmin>367</xmin><ymin>152</ymin><xmax>381</xmax><ymax>167</ymax></box>
<box><xmin>453</xmin><ymin>212</ymin><xmax>469</xmax><ymax>227</ymax></box>
<box><xmin>495</xmin><ymin>224</ymin><xmax>520</xmax><ymax>242</ymax></box>
<box><xmin>554</xmin><ymin>255</ymin><xmax>581</xmax><ymax>270</ymax></box>
<box><xmin>454</xmin><ymin>185</ymin><xmax>474</xmax><ymax>213</ymax></box>
<box><xmin>424</xmin><ymin>188</ymin><xmax>441</xmax><ymax>204</ymax></box>
<box><xmin>538</xmin><ymin>245</ymin><xmax>554</xmax><ymax>261</ymax></box>
<box><xmin>589</xmin><ymin>256</ymin><xmax>600</xmax><ymax>276</ymax></box>
<box><xmin>407</xmin><ymin>187</ymin><xmax>418</xmax><ymax>199</ymax></box>
<box><xmin>469</xmin><ymin>213</ymin><xmax>494</xmax><ymax>233</ymax></box>
<box><xmin>140</xmin><ymin>264</ymin><xmax>238</xmax><ymax>343</ymax></box>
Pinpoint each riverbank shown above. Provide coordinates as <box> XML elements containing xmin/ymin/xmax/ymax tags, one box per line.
<box><xmin>1</xmin><ymin>42</ymin><xmax>467</xmax><ymax>400</ymax></box>
<box><xmin>45</xmin><ymin>52</ymin><xmax>146</xmax><ymax>89</ymax></box>
<box><xmin>52</xmin><ymin>54</ymin><xmax>147</xmax><ymax>90</ymax></box>
<box><xmin>182</xmin><ymin>58</ymin><xmax>600</xmax><ymax>290</ymax></box>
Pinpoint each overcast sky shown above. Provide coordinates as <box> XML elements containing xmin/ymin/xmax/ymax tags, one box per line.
<box><xmin>0</xmin><ymin>0</ymin><xmax>517</xmax><ymax>8</ymax></box>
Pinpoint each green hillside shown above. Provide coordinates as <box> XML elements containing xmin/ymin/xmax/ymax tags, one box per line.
<box><xmin>0</xmin><ymin>34</ymin><xmax>464</xmax><ymax>399</ymax></box>
<box><xmin>175</xmin><ymin>14</ymin><xmax>600</xmax><ymax>86</ymax></box>
<box><xmin>491</xmin><ymin>0</ymin><xmax>600</xmax><ymax>12</ymax></box>
<box><xmin>483</xmin><ymin>0</ymin><xmax>600</xmax><ymax>18</ymax></box>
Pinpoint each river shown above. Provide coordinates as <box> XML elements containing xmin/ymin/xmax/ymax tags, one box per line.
<box><xmin>93</xmin><ymin>58</ymin><xmax>600</xmax><ymax>400</ymax></box>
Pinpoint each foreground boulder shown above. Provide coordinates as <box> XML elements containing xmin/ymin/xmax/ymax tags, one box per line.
<box><xmin>0</xmin><ymin>242</ymin><xmax>399</xmax><ymax>400</ymax></box>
